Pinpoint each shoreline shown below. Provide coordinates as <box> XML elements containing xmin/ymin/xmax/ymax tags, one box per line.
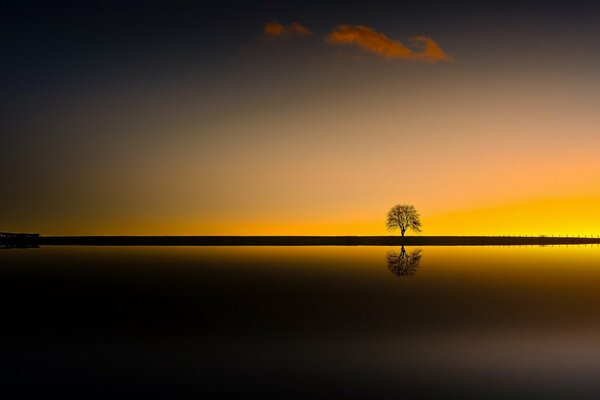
<box><xmin>2</xmin><ymin>235</ymin><xmax>600</xmax><ymax>247</ymax></box>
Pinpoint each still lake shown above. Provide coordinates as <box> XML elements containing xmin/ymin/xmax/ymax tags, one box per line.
<box><xmin>3</xmin><ymin>245</ymin><xmax>600</xmax><ymax>398</ymax></box>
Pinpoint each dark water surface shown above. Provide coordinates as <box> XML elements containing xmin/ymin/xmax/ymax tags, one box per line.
<box><xmin>3</xmin><ymin>245</ymin><xmax>600</xmax><ymax>398</ymax></box>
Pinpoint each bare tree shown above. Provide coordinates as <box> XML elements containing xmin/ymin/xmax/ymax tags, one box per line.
<box><xmin>386</xmin><ymin>246</ymin><xmax>422</xmax><ymax>277</ymax></box>
<box><xmin>386</xmin><ymin>204</ymin><xmax>422</xmax><ymax>236</ymax></box>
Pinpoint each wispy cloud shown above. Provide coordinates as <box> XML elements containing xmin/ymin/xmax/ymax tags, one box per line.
<box><xmin>263</xmin><ymin>22</ymin><xmax>313</xmax><ymax>38</ymax></box>
<box><xmin>261</xmin><ymin>22</ymin><xmax>451</xmax><ymax>63</ymax></box>
<box><xmin>327</xmin><ymin>25</ymin><xmax>450</xmax><ymax>63</ymax></box>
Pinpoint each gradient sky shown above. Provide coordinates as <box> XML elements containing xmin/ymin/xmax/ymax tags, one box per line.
<box><xmin>2</xmin><ymin>1</ymin><xmax>600</xmax><ymax>235</ymax></box>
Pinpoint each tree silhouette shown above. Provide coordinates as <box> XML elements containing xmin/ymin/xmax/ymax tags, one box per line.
<box><xmin>386</xmin><ymin>246</ymin><xmax>422</xmax><ymax>277</ymax></box>
<box><xmin>386</xmin><ymin>204</ymin><xmax>422</xmax><ymax>236</ymax></box>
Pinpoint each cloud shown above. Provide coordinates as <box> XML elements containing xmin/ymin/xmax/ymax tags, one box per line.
<box><xmin>263</xmin><ymin>22</ymin><xmax>313</xmax><ymax>38</ymax></box>
<box><xmin>260</xmin><ymin>22</ymin><xmax>451</xmax><ymax>63</ymax></box>
<box><xmin>327</xmin><ymin>25</ymin><xmax>450</xmax><ymax>63</ymax></box>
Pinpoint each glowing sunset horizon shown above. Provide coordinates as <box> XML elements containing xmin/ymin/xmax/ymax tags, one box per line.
<box><xmin>2</xmin><ymin>1</ymin><xmax>600</xmax><ymax>237</ymax></box>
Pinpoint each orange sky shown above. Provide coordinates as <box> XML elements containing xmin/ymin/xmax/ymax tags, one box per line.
<box><xmin>3</xmin><ymin>16</ymin><xmax>600</xmax><ymax>236</ymax></box>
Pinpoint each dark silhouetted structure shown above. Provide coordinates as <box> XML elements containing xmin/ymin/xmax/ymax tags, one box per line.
<box><xmin>386</xmin><ymin>204</ymin><xmax>422</xmax><ymax>236</ymax></box>
<box><xmin>0</xmin><ymin>232</ymin><xmax>40</xmax><ymax>249</ymax></box>
<box><xmin>2</xmin><ymin>234</ymin><xmax>600</xmax><ymax>247</ymax></box>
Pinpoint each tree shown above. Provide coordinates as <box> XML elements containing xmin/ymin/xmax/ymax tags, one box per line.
<box><xmin>386</xmin><ymin>247</ymin><xmax>422</xmax><ymax>277</ymax></box>
<box><xmin>386</xmin><ymin>204</ymin><xmax>422</xmax><ymax>236</ymax></box>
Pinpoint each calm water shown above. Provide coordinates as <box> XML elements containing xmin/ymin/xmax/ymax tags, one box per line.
<box><xmin>3</xmin><ymin>245</ymin><xmax>600</xmax><ymax>398</ymax></box>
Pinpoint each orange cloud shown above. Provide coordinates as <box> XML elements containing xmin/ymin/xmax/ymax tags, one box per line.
<box><xmin>263</xmin><ymin>22</ymin><xmax>313</xmax><ymax>38</ymax></box>
<box><xmin>327</xmin><ymin>25</ymin><xmax>450</xmax><ymax>63</ymax></box>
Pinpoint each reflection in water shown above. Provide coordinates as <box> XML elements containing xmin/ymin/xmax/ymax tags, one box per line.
<box><xmin>0</xmin><ymin>243</ymin><xmax>39</xmax><ymax>250</ymax></box>
<box><xmin>5</xmin><ymin>246</ymin><xmax>600</xmax><ymax>396</ymax></box>
<box><xmin>386</xmin><ymin>246</ymin><xmax>422</xmax><ymax>277</ymax></box>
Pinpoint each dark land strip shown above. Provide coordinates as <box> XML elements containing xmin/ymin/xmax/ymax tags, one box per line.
<box><xmin>2</xmin><ymin>235</ymin><xmax>600</xmax><ymax>247</ymax></box>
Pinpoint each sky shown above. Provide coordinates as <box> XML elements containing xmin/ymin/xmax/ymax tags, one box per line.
<box><xmin>2</xmin><ymin>0</ymin><xmax>600</xmax><ymax>235</ymax></box>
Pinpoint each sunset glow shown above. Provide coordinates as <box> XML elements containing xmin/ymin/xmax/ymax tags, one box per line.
<box><xmin>6</xmin><ymin>3</ymin><xmax>600</xmax><ymax>397</ymax></box>
<box><xmin>2</xmin><ymin>2</ymin><xmax>599</xmax><ymax>236</ymax></box>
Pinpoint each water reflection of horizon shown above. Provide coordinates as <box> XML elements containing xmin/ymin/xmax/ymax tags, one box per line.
<box><xmin>0</xmin><ymin>243</ymin><xmax>39</xmax><ymax>250</ymax></box>
<box><xmin>386</xmin><ymin>246</ymin><xmax>422</xmax><ymax>277</ymax></box>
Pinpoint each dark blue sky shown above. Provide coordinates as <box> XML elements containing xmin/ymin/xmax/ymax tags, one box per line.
<box><xmin>2</xmin><ymin>0</ymin><xmax>600</xmax><ymax>234</ymax></box>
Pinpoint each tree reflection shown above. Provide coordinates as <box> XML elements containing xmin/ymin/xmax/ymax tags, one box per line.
<box><xmin>386</xmin><ymin>246</ymin><xmax>422</xmax><ymax>277</ymax></box>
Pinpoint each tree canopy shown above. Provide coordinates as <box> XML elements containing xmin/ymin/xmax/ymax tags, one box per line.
<box><xmin>386</xmin><ymin>204</ymin><xmax>422</xmax><ymax>236</ymax></box>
